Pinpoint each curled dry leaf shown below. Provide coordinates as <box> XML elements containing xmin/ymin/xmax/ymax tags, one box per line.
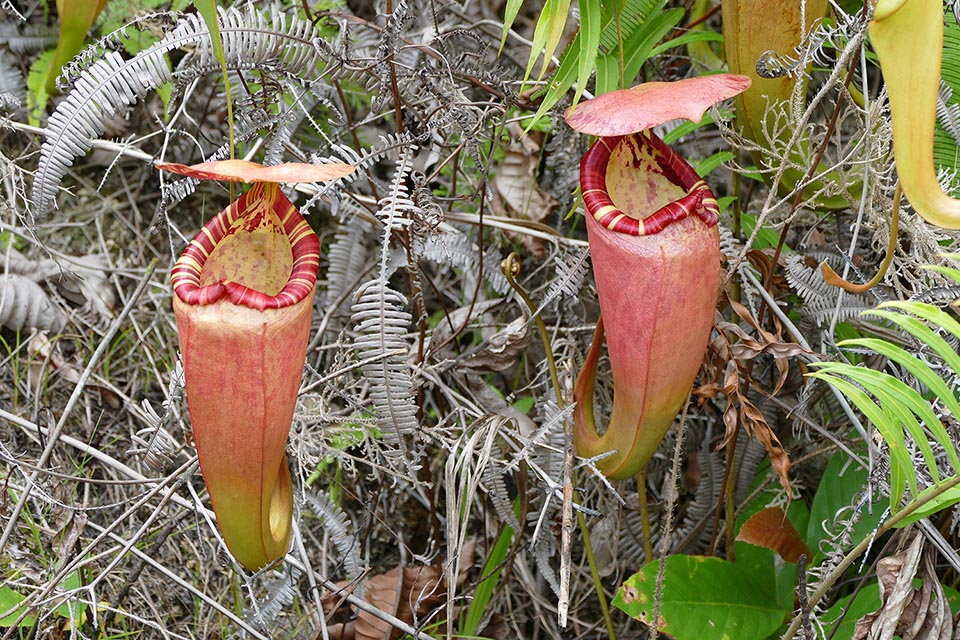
<box><xmin>4</xmin><ymin>247</ymin><xmax>116</xmax><ymax>319</ymax></box>
<box><xmin>563</xmin><ymin>74</ymin><xmax>752</xmax><ymax>136</ymax></box>
<box><xmin>491</xmin><ymin>126</ymin><xmax>557</xmax><ymax>258</ymax></box>
<box><xmin>736</xmin><ymin>507</ymin><xmax>810</xmax><ymax>563</ymax></box>
<box><xmin>0</xmin><ymin>273</ymin><xmax>67</xmax><ymax>333</ymax></box>
<box><xmin>853</xmin><ymin>532</ymin><xmax>953</xmax><ymax>640</ymax></box>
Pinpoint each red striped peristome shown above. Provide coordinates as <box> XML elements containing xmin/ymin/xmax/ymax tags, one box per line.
<box><xmin>581</xmin><ymin>131</ymin><xmax>719</xmax><ymax>235</ymax></box>
<box><xmin>171</xmin><ymin>181</ymin><xmax>319</xmax><ymax>311</ymax></box>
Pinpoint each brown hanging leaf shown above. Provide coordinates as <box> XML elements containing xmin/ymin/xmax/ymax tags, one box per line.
<box><xmin>736</xmin><ymin>507</ymin><xmax>810</xmax><ymax>563</ymax></box>
<box><xmin>720</xmin><ymin>361</ymin><xmax>793</xmax><ymax>496</ymax></box>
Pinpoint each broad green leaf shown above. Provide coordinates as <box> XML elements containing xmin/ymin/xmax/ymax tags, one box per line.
<box><xmin>54</xmin><ymin>570</ymin><xmax>87</xmax><ymax>625</ymax></box>
<box><xmin>821</xmin><ymin>582</ymin><xmax>882</xmax><ymax>640</ymax></box>
<box><xmin>573</xmin><ymin>0</ymin><xmax>601</xmax><ymax>106</ymax></box>
<box><xmin>0</xmin><ymin>587</ymin><xmax>35</xmax><ymax>627</ymax></box>
<box><xmin>805</xmin><ymin>450</ymin><xmax>886</xmax><ymax>565</ymax></box>
<box><xmin>614</xmin><ymin>556</ymin><xmax>788</xmax><ymax>640</ymax></box>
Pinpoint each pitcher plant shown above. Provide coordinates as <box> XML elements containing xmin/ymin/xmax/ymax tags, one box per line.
<box><xmin>870</xmin><ymin>0</ymin><xmax>960</xmax><ymax>229</ymax></box>
<box><xmin>565</xmin><ymin>75</ymin><xmax>750</xmax><ymax>479</ymax></box>
<box><xmin>159</xmin><ymin>159</ymin><xmax>354</xmax><ymax>570</ymax></box>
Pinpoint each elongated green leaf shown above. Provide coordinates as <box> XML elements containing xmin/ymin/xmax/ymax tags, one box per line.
<box><xmin>819</xmin><ymin>361</ymin><xmax>937</xmax><ymax>485</ymax></box>
<box><xmin>597</xmin><ymin>7</ymin><xmax>682</xmax><ymax>96</ymax></box>
<box><xmin>921</xmin><ymin>264</ymin><xmax>960</xmax><ymax>284</ymax></box>
<box><xmin>525</xmin><ymin>0</ymin><xmax>661</xmax><ymax>128</ymax></box>
<box><xmin>649</xmin><ymin>29</ymin><xmax>723</xmax><ymax>59</ymax></box>
<box><xmin>499</xmin><ymin>0</ymin><xmax>524</xmax><ymax>53</ymax></box>
<box><xmin>839</xmin><ymin>334</ymin><xmax>960</xmax><ymax>473</ymax></box>
<box><xmin>895</xmin><ymin>482</ymin><xmax>960</xmax><ymax>526</ymax></box>
<box><xmin>614</xmin><ymin>556</ymin><xmax>788</xmax><ymax>640</ymax></box>
<box><xmin>193</xmin><ymin>1</ymin><xmax>225</xmax><ymax>68</ymax></box>
<box><xmin>807</xmin><ymin>370</ymin><xmax>912</xmax><ymax>507</ymax></box>
<box><xmin>869</xmin><ymin>305</ymin><xmax>960</xmax><ymax>372</ymax></box>
<box><xmin>524</xmin><ymin>0</ymin><xmax>572</xmax><ymax>83</ymax></box>
<box><xmin>574</xmin><ymin>0</ymin><xmax>602</xmax><ymax>106</ymax></box>
<box><xmin>462</xmin><ymin>526</ymin><xmax>513</xmax><ymax>635</ymax></box>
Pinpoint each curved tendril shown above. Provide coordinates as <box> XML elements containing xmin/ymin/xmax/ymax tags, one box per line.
<box><xmin>821</xmin><ymin>182</ymin><xmax>901</xmax><ymax>293</ymax></box>
<box><xmin>500</xmin><ymin>252</ymin><xmax>564</xmax><ymax>407</ymax></box>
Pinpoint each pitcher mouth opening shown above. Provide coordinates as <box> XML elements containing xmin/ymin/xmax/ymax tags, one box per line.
<box><xmin>580</xmin><ymin>132</ymin><xmax>719</xmax><ymax>237</ymax></box>
<box><xmin>171</xmin><ymin>182</ymin><xmax>320</xmax><ymax>311</ymax></box>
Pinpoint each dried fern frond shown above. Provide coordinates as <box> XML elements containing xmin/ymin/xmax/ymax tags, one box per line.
<box><xmin>32</xmin><ymin>5</ymin><xmax>327</xmax><ymax>215</ymax></box>
<box><xmin>0</xmin><ymin>273</ymin><xmax>67</xmax><ymax>333</ymax></box>
<box><xmin>303</xmin><ymin>491</ymin><xmax>364</xmax><ymax>581</ymax></box>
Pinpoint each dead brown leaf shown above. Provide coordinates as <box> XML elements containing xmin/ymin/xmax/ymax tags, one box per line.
<box><xmin>321</xmin><ymin>543</ymin><xmax>476</xmax><ymax>640</ymax></box>
<box><xmin>853</xmin><ymin>532</ymin><xmax>953</xmax><ymax>640</ymax></box>
<box><xmin>491</xmin><ymin>125</ymin><xmax>556</xmax><ymax>258</ymax></box>
<box><xmin>736</xmin><ymin>506</ymin><xmax>810</xmax><ymax>563</ymax></box>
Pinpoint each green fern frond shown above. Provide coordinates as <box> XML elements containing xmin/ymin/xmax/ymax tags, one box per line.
<box><xmin>807</xmin><ymin>294</ymin><xmax>960</xmax><ymax>522</ymax></box>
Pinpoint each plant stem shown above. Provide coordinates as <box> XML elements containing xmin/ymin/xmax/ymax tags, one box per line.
<box><xmin>637</xmin><ymin>470</ymin><xmax>654</xmax><ymax>564</ymax></box>
<box><xmin>501</xmin><ymin>252</ymin><xmax>616</xmax><ymax>639</ymax></box>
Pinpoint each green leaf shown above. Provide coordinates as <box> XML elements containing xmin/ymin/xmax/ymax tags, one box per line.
<box><xmin>524</xmin><ymin>0</ymin><xmax>662</xmax><ymax>129</ymax></box>
<box><xmin>54</xmin><ymin>570</ymin><xmax>87</xmax><ymax>625</ymax></box>
<box><xmin>807</xmin><ymin>370</ymin><xmax>913</xmax><ymax>507</ymax></box>
<box><xmin>649</xmin><ymin>28</ymin><xmax>723</xmax><ymax>59</ymax></box>
<box><xmin>524</xmin><ymin>0</ymin><xmax>572</xmax><ymax>84</ymax></box>
<box><xmin>895</xmin><ymin>482</ymin><xmax>960</xmax><ymax>527</ymax></box>
<box><xmin>662</xmin><ymin>112</ymin><xmax>715</xmax><ymax>145</ymax></box>
<box><xmin>805</xmin><ymin>450</ymin><xmax>886</xmax><ymax>565</ymax></box>
<box><xmin>193</xmin><ymin>0</ymin><xmax>225</xmax><ymax>69</ymax></box>
<box><xmin>26</xmin><ymin>49</ymin><xmax>56</xmax><ymax>125</ymax></box>
<box><xmin>462</xmin><ymin>525</ymin><xmax>513</xmax><ymax>635</ymax></box>
<box><xmin>839</xmin><ymin>330</ymin><xmax>960</xmax><ymax>473</ymax></box>
<box><xmin>692</xmin><ymin>151</ymin><xmax>735</xmax><ymax>177</ymax></box>
<box><xmin>499</xmin><ymin>0</ymin><xmax>524</xmax><ymax>53</ymax></box>
<box><xmin>821</xmin><ymin>581</ymin><xmax>882</xmax><ymax>640</ymax></box>
<box><xmin>596</xmin><ymin>6</ymin><xmax>681</xmax><ymax>96</ymax></box>
<box><xmin>573</xmin><ymin>0</ymin><xmax>602</xmax><ymax>106</ymax></box>
<box><xmin>0</xmin><ymin>587</ymin><xmax>35</xmax><ymax>627</ymax></box>
<box><xmin>614</xmin><ymin>556</ymin><xmax>789</xmax><ymax>640</ymax></box>
<box><xmin>816</xmin><ymin>357</ymin><xmax>941</xmax><ymax>483</ymax></box>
